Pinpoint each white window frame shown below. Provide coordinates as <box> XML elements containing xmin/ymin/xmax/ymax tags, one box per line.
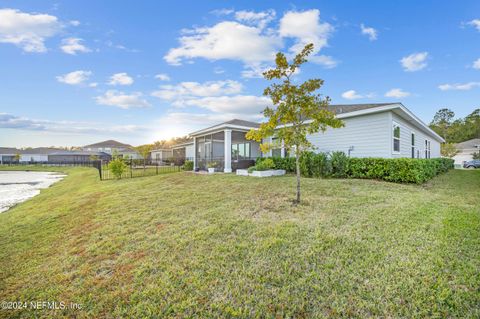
<box><xmin>411</xmin><ymin>131</ymin><xmax>415</xmax><ymax>159</ymax></box>
<box><xmin>392</xmin><ymin>121</ymin><xmax>401</xmax><ymax>154</ymax></box>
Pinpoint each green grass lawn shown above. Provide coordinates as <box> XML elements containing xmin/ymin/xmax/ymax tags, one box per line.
<box><xmin>0</xmin><ymin>167</ymin><xmax>479</xmax><ymax>318</ymax></box>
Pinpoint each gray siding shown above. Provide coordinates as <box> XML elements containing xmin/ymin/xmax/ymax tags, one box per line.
<box><xmin>307</xmin><ymin>111</ymin><xmax>391</xmax><ymax>158</ymax></box>
<box><xmin>391</xmin><ymin>113</ymin><xmax>441</xmax><ymax>159</ymax></box>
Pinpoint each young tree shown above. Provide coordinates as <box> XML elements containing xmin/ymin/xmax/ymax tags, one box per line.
<box><xmin>135</xmin><ymin>144</ymin><xmax>153</xmax><ymax>173</ymax></box>
<box><xmin>440</xmin><ymin>143</ymin><xmax>458</xmax><ymax>158</ymax></box>
<box><xmin>472</xmin><ymin>151</ymin><xmax>480</xmax><ymax>160</ymax></box>
<box><xmin>246</xmin><ymin>43</ymin><xmax>344</xmax><ymax>204</ymax></box>
<box><xmin>13</xmin><ymin>153</ymin><xmax>21</xmax><ymax>163</ymax></box>
<box><xmin>430</xmin><ymin>108</ymin><xmax>455</xmax><ymax>141</ymax></box>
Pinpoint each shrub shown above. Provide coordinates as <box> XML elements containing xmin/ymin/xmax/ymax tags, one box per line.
<box><xmin>330</xmin><ymin>151</ymin><xmax>348</xmax><ymax>178</ymax></box>
<box><xmin>108</xmin><ymin>158</ymin><xmax>127</xmax><ymax>179</ymax></box>
<box><xmin>300</xmin><ymin>151</ymin><xmax>315</xmax><ymax>177</ymax></box>
<box><xmin>313</xmin><ymin>152</ymin><xmax>331</xmax><ymax>177</ymax></box>
<box><xmin>256</xmin><ymin>157</ymin><xmax>296</xmax><ymax>172</ymax></box>
<box><xmin>182</xmin><ymin>160</ymin><xmax>193</xmax><ymax>171</ymax></box>
<box><xmin>255</xmin><ymin>158</ymin><xmax>275</xmax><ymax>171</ymax></box>
<box><xmin>257</xmin><ymin>155</ymin><xmax>453</xmax><ymax>184</ymax></box>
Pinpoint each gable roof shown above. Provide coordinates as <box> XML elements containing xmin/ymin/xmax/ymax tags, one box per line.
<box><xmin>455</xmin><ymin>138</ymin><xmax>480</xmax><ymax>150</ymax></box>
<box><xmin>328</xmin><ymin>103</ymin><xmax>397</xmax><ymax>115</ymax></box>
<box><xmin>189</xmin><ymin>118</ymin><xmax>260</xmax><ymax>136</ymax></box>
<box><xmin>83</xmin><ymin>140</ymin><xmax>133</xmax><ymax>149</ymax></box>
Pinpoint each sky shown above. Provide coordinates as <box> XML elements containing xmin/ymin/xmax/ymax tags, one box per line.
<box><xmin>0</xmin><ymin>0</ymin><xmax>479</xmax><ymax>147</ymax></box>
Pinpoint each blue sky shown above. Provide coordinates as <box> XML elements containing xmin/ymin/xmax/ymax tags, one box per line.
<box><xmin>0</xmin><ymin>0</ymin><xmax>479</xmax><ymax>147</ymax></box>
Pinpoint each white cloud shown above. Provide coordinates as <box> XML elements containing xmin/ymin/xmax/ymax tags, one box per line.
<box><xmin>60</xmin><ymin>37</ymin><xmax>90</xmax><ymax>55</ymax></box>
<box><xmin>0</xmin><ymin>112</ymin><xmax>143</xmax><ymax>135</ymax></box>
<box><xmin>468</xmin><ymin>19</ymin><xmax>480</xmax><ymax>31</ymax></box>
<box><xmin>279</xmin><ymin>9</ymin><xmax>334</xmax><ymax>62</ymax></box>
<box><xmin>155</xmin><ymin>73</ymin><xmax>170</xmax><ymax>81</ymax></box>
<box><xmin>165</xmin><ymin>9</ymin><xmax>336</xmax><ymax>76</ymax></box>
<box><xmin>385</xmin><ymin>88</ymin><xmax>410</xmax><ymax>98</ymax></box>
<box><xmin>164</xmin><ymin>21</ymin><xmax>281</xmax><ymax>67</ymax></box>
<box><xmin>108</xmin><ymin>72</ymin><xmax>134</xmax><ymax>86</ymax></box>
<box><xmin>360</xmin><ymin>24</ymin><xmax>377</xmax><ymax>41</ymax></box>
<box><xmin>234</xmin><ymin>10</ymin><xmax>275</xmax><ymax>29</ymax></box>
<box><xmin>151</xmin><ymin>80</ymin><xmax>243</xmax><ymax>100</ymax></box>
<box><xmin>309</xmin><ymin>55</ymin><xmax>338</xmax><ymax>69</ymax></box>
<box><xmin>154</xmin><ymin>111</ymin><xmax>264</xmax><ymax>139</ymax></box>
<box><xmin>438</xmin><ymin>82</ymin><xmax>480</xmax><ymax>91</ymax></box>
<box><xmin>95</xmin><ymin>90</ymin><xmax>150</xmax><ymax>109</ymax></box>
<box><xmin>69</xmin><ymin>20</ymin><xmax>80</xmax><ymax>26</ymax></box>
<box><xmin>176</xmin><ymin>95</ymin><xmax>270</xmax><ymax>114</ymax></box>
<box><xmin>56</xmin><ymin>70</ymin><xmax>92</xmax><ymax>85</ymax></box>
<box><xmin>400</xmin><ymin>52</ymin><xmax>428</xmax><ymax>72</ymax></box>
<box><xmin>473</xmin><ymin>58</ymin><xmax>480</xmax><ymax>70</ymax></box>
<box><xmin>341</xmin><ymin>90</ymin><xmax>374</xmax><ymax>100</ymax></box>
<box><xmin>0</xmin><ymin>8</ymin><xmax>62</xmax><ymax>52</ymax></box>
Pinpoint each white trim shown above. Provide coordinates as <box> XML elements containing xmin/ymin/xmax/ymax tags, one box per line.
<box><xmin>190</xmin><ymin>124</ymin><xmax>258</xmax><ymax>136</ymax></box>
<box><xmin>392</xmin><ymin>121</ymin><xmax>401</xmax><ymax>154</ymax></box>
<box><xmin>411</xmin><ymin>131</ymin><xmax>416</xmax><ymax>159</ymax></box>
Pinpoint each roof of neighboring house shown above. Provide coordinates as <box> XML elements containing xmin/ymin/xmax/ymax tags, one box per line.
<box><xmin>0</xmin><ymin>147</ymin><xmax>62</xmax><ymax>155</ymax></box>
<box><xmin>189</xmin><ymin>119</ymin><xmax>261</xmax><ymax>136</ymax></box>
<box><xmin>327</xmin><ymin>103</ymin><xmax>396</xmax><ymax>115</ymax></box>
<box><xmin>49</xmin><ymin>150</ymin><xmax>111</xmax><ymax>156</ymax></box>
<box><xmin>171</xmin><ymin>139</ymin><xmax>194</xmax><ymax>148</ymax></box>
<box><xmin>0</xmin><ymin>147</ymin><xmax>20</xmax><ymax>154</ymax></box>
<box><xmin>83</xmin><ymin>139</ymin><xmax>133</xmax><ymax>149</ymax></box>
<box><xmin>455</xmin><ymin>138</ymin><xmax>480</xmax><ymax>150</ymax></box>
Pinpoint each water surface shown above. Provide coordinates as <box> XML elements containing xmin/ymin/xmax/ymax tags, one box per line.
<box><xmin>0</xmin><ymin>171</ymin><xmax>65</xmax><ymax>213</ymax></box>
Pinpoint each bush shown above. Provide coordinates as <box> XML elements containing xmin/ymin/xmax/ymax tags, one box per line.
<box><xmin>108</xmin><ymin>158</ymin><xmax>127</xmax><ymax>179</ymax></box>
<box><xmin>257</xmin><ymin>154</ymin><xmax>454</xmax><ymax>184</ymax></box>
<box><xmin>182</xmin><ymin>160</ymin><xmax>193</xmax><ymax>171</ymax></box>
<box><xmin>256</xmin><ymin>157</ymin><xmax>296</xmax><ymax>172</ymax></box>
<box><xmin>254</xmin><ymin>158</ymin><xmax>275</xmax><ymax>171</ymax></box>
<box><xmin>330</xmin><ymin>151</ymin><xmax>349</xmax><ymax>178</ymax></box>
<box><xmin>347</xmin><ymin>157</ymin><xmax>454</xmax><ymax>183</ymax></box>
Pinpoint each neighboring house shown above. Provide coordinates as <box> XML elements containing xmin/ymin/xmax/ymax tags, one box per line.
<box><xmin>82</xmin><ymin>140</ymin><xmax>141</xmax><ymax>159</ymax></box>
<box><xmin>150</xmin><ymin>140</ymin><xmax>195</xmax><ymax>165</ymax></box>
<box><xmin>189</xmin><ymin>103</ymin><xmax>444</xmax><ymax>172</ymax></box>
<box><xmin>150</xmin><ymin>149</ymin><xmax>173</xmax><ymax>164</ymax></box>
<box><xmin>48</xmin><ymin>151</ymin><xmax>111</xmax><ymax>163</ymax></box>
<box><xmin>453</xmin><ymin>138</ymin><xmax>480</xmax><ymax>165</ymax></box>
<box><xmin>0</xmin><ymin>147</ymin><xmax>20</xmax><ymax>164</ymax></box>
<box><xmin>0</xmin><ymin>147</ymin><xmax>111</xmax><ymax>163</ymax></box>
<box><xmin>172</xmin><ymin>140</ymin><xmax>195</xmax><ymax>161</ymax></box>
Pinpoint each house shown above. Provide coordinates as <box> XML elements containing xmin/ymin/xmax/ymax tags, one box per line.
<box><xmin>150</xmin><ymin>149</ymin><xmax>173</xmax><ymax>164</ymax></box>
<box><xmin>0</xmin><ymin>147</ymin><xmax>59</xmax><ymax>163</ymax></box>
<box><xmin>453</xmin><ymin>138</ymin><xmax>480</xmax><ymax>166</ymax></box>
<box><xmin>48</xmin><ymin>150</ymin><xmax>111</xmax><ymax>163</ymax></box>
<box><xmin>189</xmin><ymin>103</ymin><xmax>444</xmax><ymax>172</ymax></box>
<box><xmin>150</xmin><ymin>140</ymin><xmax>195</xmax><ymax>165</ymax></box>
<box><xmin>82</xmin><ymin>140</ymin><xmax>141</xmax><ymax>159</ymax></box>
<box><xmin>0</xmin><ymin>147</ymin><xmax>111</xmax><ymax>164</ymax></box>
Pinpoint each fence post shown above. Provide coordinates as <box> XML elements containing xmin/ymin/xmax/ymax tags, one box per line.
<box><xmin>156</xmin><ymin>162</ymin><xmax>158</xmax><ymax>175</ymax></box>
<box><xmin>130</xmin><ymin>160</ymin><xmax>133</xmax><ymax>178</ymax></box>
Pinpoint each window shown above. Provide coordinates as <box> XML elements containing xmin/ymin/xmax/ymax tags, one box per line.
<box><xmin>231</xmin><ymin>142</ymin><xmax>251</xmax><ymax>160</ymax></box>
<box><xmin>425</xmin><ymin>140</ymin><xmax>431</xmax><ymax>159</ymax></box>
<box><xmin>393</xmin><ymin>123</ymin><xmax>400</xmax><ymax>153</ymax></box>
<box><xmin>411</xmin><ymin>133</ymin><xmax>415</xmax><ymax>158</ymax></box>
<box><xmin>272</xmin><ymin>137</ymin><xmax>282</xmax><ymax>157</ymax></box>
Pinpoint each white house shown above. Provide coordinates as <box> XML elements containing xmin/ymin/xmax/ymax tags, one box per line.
<box><xmin>188</xmin><ymin>103</ymin><xmax>444</xmax><ymax>172</ymax></box>
<box><xmin>82</xmin><ymin>140</ymin><xmax>141</xmax><ymax>159</ymax></box>
<box><xmin>453</xmin><ymin>138</ymin><xmax>480</xmax><ymax>166</ymax></box>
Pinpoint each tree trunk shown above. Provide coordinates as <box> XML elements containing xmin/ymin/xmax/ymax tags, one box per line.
<box><xmin>295</xmin><ymin>148</ymin><xmax>301</xmax><ymax>204</ymax></box>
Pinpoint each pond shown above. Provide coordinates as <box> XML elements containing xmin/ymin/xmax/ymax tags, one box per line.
<box><xmin>0</xmin><ymin>171</ymin><xmax>66</xmax><ymax>213</ymax></box>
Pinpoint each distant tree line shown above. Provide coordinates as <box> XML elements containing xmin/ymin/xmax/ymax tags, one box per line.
<box><xmin>429</xmin><ymin>108</ymin><xmax>480</xmax><ymax>143</ymax></box>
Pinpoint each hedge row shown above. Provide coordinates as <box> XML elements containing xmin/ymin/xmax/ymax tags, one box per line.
<box><xmin>256</xmin><ymin>152</ymin><xmax>454</xmax><ymax>184</ymax></box>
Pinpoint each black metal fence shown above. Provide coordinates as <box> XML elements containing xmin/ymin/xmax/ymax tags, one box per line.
<box><xmin>98</xmin><ymin>159</ymin><xmax>182</xmax><ymax>180</ymax></box>
<box><xmin>0</xmin><ymin>161</ymin><xmax>98</xmax><ymax>167</ymax></box>
<box><xmin>0</xmin><ymin>160</ymin><xmax>183</xmax><ymax>181</ymax></box>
